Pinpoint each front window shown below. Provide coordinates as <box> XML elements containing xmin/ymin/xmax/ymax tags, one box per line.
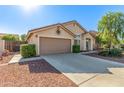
<box><xmin>77</xmin><ymin>35</ymin><xmax>80</xmax><ymax>38</ymax></box>
<box><xmin>74</xmin><ymin>40</ymin><xmax>80</xmax><ymax>45</ymax></box>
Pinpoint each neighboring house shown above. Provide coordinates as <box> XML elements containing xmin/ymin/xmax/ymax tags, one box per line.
<box><xmin>26</xmin><ymin>20</ymin><xmax>97</xmax><ymax>55</ymax></box>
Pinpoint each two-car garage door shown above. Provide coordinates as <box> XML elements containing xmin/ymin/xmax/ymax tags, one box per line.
<box><xmin>39</xmin><ymin>37</ymin><xmax>71</xmax><ymax>55</ymax></box>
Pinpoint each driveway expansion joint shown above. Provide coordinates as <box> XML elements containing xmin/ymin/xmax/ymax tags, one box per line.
<box><xmin>78</xmin><ymin>74</ymin><xmax>98</xmax><ymax>86</ymax></box>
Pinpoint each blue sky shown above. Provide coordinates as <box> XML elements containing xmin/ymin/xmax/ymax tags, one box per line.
<box><xmin>0</xmin><ymin>5</ymin><xmax>124</xmax><ymax>35</ymax></box>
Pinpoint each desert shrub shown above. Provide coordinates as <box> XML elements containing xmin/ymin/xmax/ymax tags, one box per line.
<box><xmin>20</xmin><ymin>44</ymin><xmax>36</xmax><ymax>58</ymax></box>
<box><xmin>98</xmin><ymin>50</ymin><xmax>109</xmax><ymax>56</ymax></box>
<box><xmin>98</xmin><ymin>48</ymin><xmax>122</xmax><ymax>57</ymax></box>
<box><xmin>109</xmin><ymin>48</ymin><xmax>122</xmax><ymax>57</ymax></box>
<box><xmin>73</xmin><ymin>45</ymin><xmax>80</xmax><ymax>53</ymax></box>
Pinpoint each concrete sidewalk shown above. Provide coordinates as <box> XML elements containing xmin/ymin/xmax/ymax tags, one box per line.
<box><xmin>81</xmin><ymin>50</ymin><xmax>98</xmax><ymax>54</ymax></box>
<box><xmin>9</xmin><ymin>54</ymin><xmax>42</xmax><ymax>64</ymax></box>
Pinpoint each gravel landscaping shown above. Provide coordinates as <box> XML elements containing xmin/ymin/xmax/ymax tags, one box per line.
<box><xmin>86</xmin><ymin>53</ymin><xmax>124</xmax><ymax>64</ymax></box>
<box><xmin>0</xmin><ymin>54</ymin><xmax>14</xmax><ymax>65</ymax></box>
<box><xmin>0</xmin><ymin>59</ymin><xmax>77</xmax><ymax>87</ymax></box>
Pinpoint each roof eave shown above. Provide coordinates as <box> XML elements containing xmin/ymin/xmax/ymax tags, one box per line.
<box><xmin>26</xmin><ymin>23</ymin><xmax>76</xmax><ymax>41</ymax></box>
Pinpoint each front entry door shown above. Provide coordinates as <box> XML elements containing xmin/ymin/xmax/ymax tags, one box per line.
<box><xmin>86</xmin><ymin>38</ymin><xmax>91</xmax><ymax>51</ymax></box>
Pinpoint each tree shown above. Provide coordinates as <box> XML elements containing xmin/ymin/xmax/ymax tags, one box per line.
<box><xmin>98</xmin><ymin>12</ymin><xmax>124</xmax><ymax>51</ymax></box>
<box><xmin>21</xmin><ymin>34</ymin><xmax>26</xmax><ymax>41</ymax></box>
<box><xmin>2</xmin><ymin>34</ymin><xmax>19</xmax><ymax>41</ymax></box>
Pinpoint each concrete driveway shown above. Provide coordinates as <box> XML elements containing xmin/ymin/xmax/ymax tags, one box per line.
<box><xmin>42</xmin><ymin>53</ymin><xmax>124</xmax><ymax>87</ymax></box>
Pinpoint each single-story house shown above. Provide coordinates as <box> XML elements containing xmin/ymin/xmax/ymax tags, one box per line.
<box><xmin>26</xmin><ymin>20</ymin><xmax>97</xmax><ymax>55</ymax></box>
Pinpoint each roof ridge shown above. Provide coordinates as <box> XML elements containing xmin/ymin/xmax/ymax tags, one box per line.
<box><xmin>61</xmin><ymin>20</ymin><xmax>77</xmax><ymax>24</ymax></box>
<box><xmin>62</xmin><ymin>20</ymin><xmax>88</xmax><ymax>33</ymax></box>
<box><xmin>59</xmin><ymin>24</ymin><xmax>75</xmax><ymax>36</ymax></box>
<box><xmin>28</xmin><ymin>23</ymin><xmax>61</xmax><ymax>32</ymax></box>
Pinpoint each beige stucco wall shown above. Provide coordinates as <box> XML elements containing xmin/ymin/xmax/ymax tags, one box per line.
<box><xmin>63</xmin><ymin>22</ymin><xmax>87</xmax><ymax>51</ymax></box>
<box><xmin>63</xmin><ymin>22</ymin><xmax>85</xmax><ymax>35</ymax></box>
<box><xmin>28</xmin><ymin>26</ymin><xmax>74</xmax><ymax>55</ymax></box>
<box><xmin>93</xmin><ymin>38</ymin><xmax>96</xmax><ymax>49</ymax></box>
<box><xmin>80</xmin><ymin>35</ymin><xmax>84</xmax><ymax>51</ymax></box>
<box><xmin>28</xmin><ymin>34</ymin><xmax>38</xmax><ymax>53</ymax></box>
<box><xmin>0</xmin><ymin>40</ymin><xmax>5</xmax><ymax>52</ymax></box>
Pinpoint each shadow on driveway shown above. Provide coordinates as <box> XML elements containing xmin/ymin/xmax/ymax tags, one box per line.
<box><xmin>18</xmin><ymin>59</ymin><xmax>60</xmax><ymax>73</ymax></box>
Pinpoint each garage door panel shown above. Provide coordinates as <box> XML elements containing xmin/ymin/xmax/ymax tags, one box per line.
<box><xmin>40</xmin><ymin>37</ymin><xmax>71</xmax><ymax>55</ymax></box>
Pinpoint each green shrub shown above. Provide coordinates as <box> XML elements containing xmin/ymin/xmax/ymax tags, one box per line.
<box><xmin>98</xmin><ymin>48</ymin><xmax>122</xmax><ymax>57</ymax></box>
<box><xmin>73</xmin><ymin>45</ymin><xmax>80</xmax><ymax>53</ymax></box>
<box><xmin>20</xmin><ymin>44</ymin><xmax>36</xmax><ymax>58</ymax></box>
